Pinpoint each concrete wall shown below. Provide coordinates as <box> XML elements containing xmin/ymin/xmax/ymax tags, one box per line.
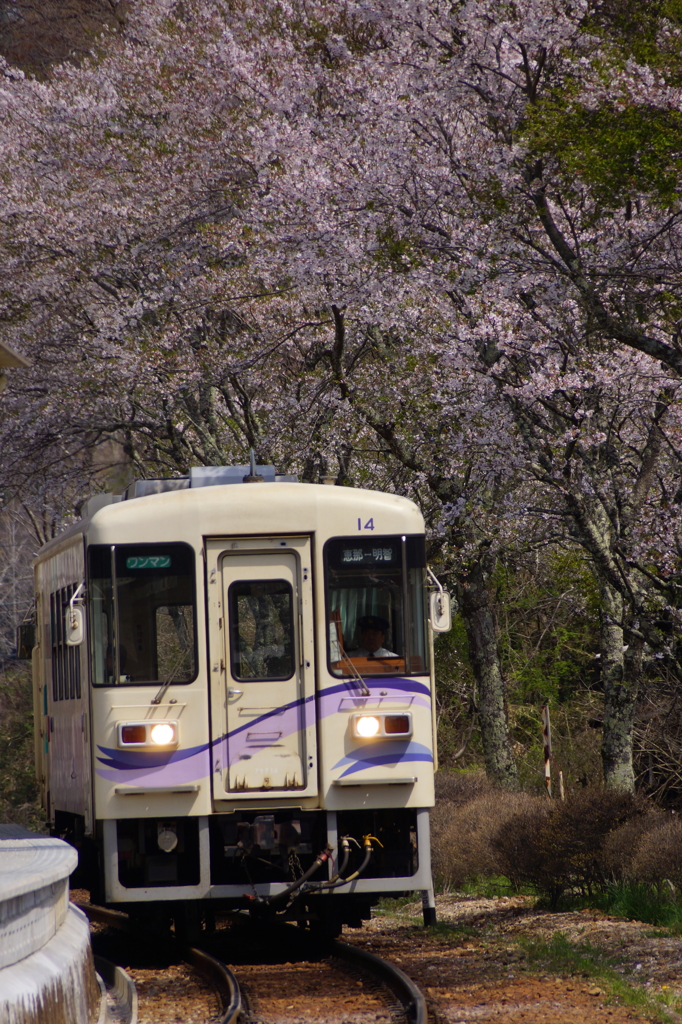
<box><xmin>0</xmin><ymin>825</ymin><xmax>99</xmax><ymax>1024</ymax></box>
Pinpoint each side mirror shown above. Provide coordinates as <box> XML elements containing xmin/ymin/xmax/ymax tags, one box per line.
<box><xmin>66</xmin><ymin>607</ymin><xmax>84</xmax><ymax>646</ymax></box>
<box><xmin>429</xmin><ymin>590</ymin><xmax>452</xmax><ymax>633</ymax></box>
<box><xmin>66</xmin><ymin>583</ymin><xmax>85</xmax><ymax>646</ymax></box>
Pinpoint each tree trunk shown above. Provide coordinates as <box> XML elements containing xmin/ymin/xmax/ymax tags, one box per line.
<box><xmin>600</xmin><ymin>583</ymin><xmax>639</xmax><ymax>792</ymax></box>
<box><xmin>460</xmin><ymin>551</ymin><xmax>519</xmax><ymax>790</ymax></box>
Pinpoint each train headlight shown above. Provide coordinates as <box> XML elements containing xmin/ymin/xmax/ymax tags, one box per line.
<box><xmin>117</xmin><ymin>720</ymin><xmax>179</xmax><ymax>748</ymax></box>
<box><xmin>355</xmin><ymin>715</ymin><xmax>381</xmax><ymax>738</ymax></box>
<box><xmin>351</xmin><ymin>713</ymin><xmax>412</xmax><ymax>739</ymax></box>
<box><xmin>150</xmin><ymin>722</ymin><xmax>177</xmax><ymax>746</ymax></box>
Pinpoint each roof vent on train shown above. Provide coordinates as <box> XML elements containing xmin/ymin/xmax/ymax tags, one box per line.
<box><xmin>123</xmin><ymin>463</ymin><xmax>299</xmax><ymax>497</ymax></box>
<box><xmin>82</xmin><ymin>464</ymin><xmax>299</xmax><ymax>517</ymax></box>
<box><xmin>190</xmin><ymin>464</ymin><xmax>297</xmax><ymax>486</ymax></box>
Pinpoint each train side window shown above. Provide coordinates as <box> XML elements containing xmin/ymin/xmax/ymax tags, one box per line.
<box><xmin>50</xmin><ymin>591</ymin><xmax>60</xmax><ymax>700</ymax></box>
<box><xmin>228</xmin><ymin>579</ymin><xmax>294</xmax><ymax>681</ymax></box>
<box><xmin>49</xmin><ymin>584</ymin><xmax>82</xmax><ymax>700</ymax></box>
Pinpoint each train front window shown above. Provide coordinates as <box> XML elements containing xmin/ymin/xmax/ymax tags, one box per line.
<box><xmin>88</xmin><ymin>543</ymin><xmax>197</xmax><ymax>686</ymax></box>
<box><xmin>228</xmin><ymin>579</ymin><xmax>295</xmax><ymax>681</ymax></box>
<box><xmin>324</xmin><ymin>535</ymin><xmax>428</xmax><ymax>677</ymax></box>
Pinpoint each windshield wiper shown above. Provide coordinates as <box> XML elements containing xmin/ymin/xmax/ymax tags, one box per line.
<box><xmin>339</xmin><ymin>649</ymin><xmax>370</xmax><ymax>697</ymax></box>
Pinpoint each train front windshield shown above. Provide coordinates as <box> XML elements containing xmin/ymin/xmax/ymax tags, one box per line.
<box><xmin>324</xmin><ymin>535</ymin><xmax>428</xmax><ymax>676</ymax></box>
<box><xmin>88</xmin><ymin>543</ymin><xmax>197</xmax><ymax>685</ymax></box>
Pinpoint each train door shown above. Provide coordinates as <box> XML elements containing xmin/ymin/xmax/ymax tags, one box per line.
<box><xmin>206</xmin><ymin>537</ymin><xmax>318</xmax><ymax>800</ymax></box>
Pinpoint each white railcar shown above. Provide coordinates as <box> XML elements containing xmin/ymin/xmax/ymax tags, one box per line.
<box><xmin>32</xmin><ymin>466</ymin><xmax>446</xmax><ymax>932</ymax></box>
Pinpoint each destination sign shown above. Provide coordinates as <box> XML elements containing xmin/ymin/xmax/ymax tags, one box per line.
<box><xmin>126</xmin><ymin>556</ymin><xmax>172</xmax><ymax>569</ymax></box>
<box><xmin>340</xmin><ymin>546</ymin><xmax>397</xmax><ymax>565</ymax></box>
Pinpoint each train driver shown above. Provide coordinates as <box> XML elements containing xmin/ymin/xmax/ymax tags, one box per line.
<box><xmin>348</xmin><ymin>615</ymin><xmax>397</xmax><ymax>658</ymax></box>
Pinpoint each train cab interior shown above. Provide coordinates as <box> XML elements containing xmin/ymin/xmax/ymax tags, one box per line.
<box><xmin>88</xmin><ymin>543</ymin><xmax>197</xmax><ymax>686</ymax></box>
<box><xmin>325</xmin><ymin>535</ymin><xmax>428</xmax><ymax>677</ymax></box>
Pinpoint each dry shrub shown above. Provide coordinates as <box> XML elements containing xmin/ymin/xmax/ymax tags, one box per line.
<box><xmin>431</xmin><ymin>771</ymin><xmax>493</xmax><ymax>881</ymax></box>
<box><xmin>432</xmin><ymin>781</ymin><xmax>536</xmax><ymax>889</ymax></box>
<box><xmin>492</xmin><ymin>788</ymin><xmax>649</xmax><ymax>906</ymax></box>
<box><xmin>601</xmin><ymin>807</ymin><xmax>667</xmax><ymax>880</ymax></box>
<box><xmin>490</xmin><ymin>799</ymin><xmax>553</xmax><ymax>892</ymax></box>
<box><xmin>431</xmin><ymin>775</ymin><xmax>669</xmax><ymax>902</ymax></box>
<box><xmin>629</xmin><ymin>817</ymin><xmax>682</xmax><ymax>888</ymax></box>
<box><xmin>434</xmin><ymin>771</ymin><xmax>493</xmax><ymax>807</ymax></box>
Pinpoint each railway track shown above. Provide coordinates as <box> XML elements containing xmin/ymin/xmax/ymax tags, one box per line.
<box><xmin>76</xmin><ymin>901</ymin><xmax>428</xmax><ymax>1024</ymax></box>
<box><xmin>332</xmin><ymin>938</ymin><xmax>427</xmax><ymax>1024</ymax></box>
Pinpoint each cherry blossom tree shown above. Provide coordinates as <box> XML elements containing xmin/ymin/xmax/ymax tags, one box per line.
<box><xmin>2</xmin><ymin>0</ymin><xmax>682</xmax><ymax>788</ymax></box>
<box><xmin>278</xmin><ymin>0</ymin><xmax>682</xmax><ymax>791</ymax></box>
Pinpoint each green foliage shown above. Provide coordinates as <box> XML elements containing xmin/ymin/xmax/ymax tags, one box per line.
<box><xmin>422</xmin><ymin>921</ymin><xmax>481</xmax><ymax>941</ymax></box>
<box><xmin>373</xmin><ymin>225</ymin><xmax>423</xmax><ymax>272</ymax></box>
<box><xmin>495</xmin><ymin>550</ymin><xmax>601</xmax><ymax>705</ymax></box>
<box><xmin>0</xmin><ymin>662</ymin><xmax>43</xmax><ymax>830</ymax></box>
<box><xmin>434</xmin><ymin>544</ymin><xmax>682</xmax><ymax>796</ymax></box>
<box><xmin>433</xmin><ymin>547</ymin><xmax>602</xmax><ymax>782</ymax></box>
<box><xmin>520</xmin><ymin>0</ymin><xmax>682</xmax><ymax>208</ymax></box>
<box><xmin>577</xmin><ymin>882</ymin><xmax>682</xmax><ymax>933</ymax></box>
<box><xmin>523</xmin><ymin>99</ymin><xmax>682</xmax><ymax>207</ymax></box>
<box><xmin>512</xmin><ymin>695</ymin><xmax>604</xmax><ymax>794</ymax></box>
<box><xmin>520</xmin><ymin>931</ymin><xmax>682</xmax><ymax>1023</ymax></box>
<box><xmin>433</xmin><ymin>620</ymin><xmax>479</xmax><ymax>767</ymax></box>
<box><xmin>584</xmin><ymin>0</ymin><xmax>682</xmax><ymax>74</ymax></box>
<box><xmin>456</xmin><ymin>875</ymin><xmax>533</xmax><ymax>899</ymax></box>
<box><xmin>520</xmin><ymin>930</ymin><xmax>616</xmax><ymax>973</ymax></box>
<box><xmin>493</xmin><ymin>550</ymin><xmax>602</xmax><ymax>791</ymax></box>
<box><xmin>374</xmin><ymin>895</ymin><xmax>421</xmax><ymax>914</ymax></box>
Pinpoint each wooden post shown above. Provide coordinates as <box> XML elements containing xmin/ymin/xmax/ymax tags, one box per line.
<box><xmin>541</xmin><ymin>704</ymin><xmax>552</xmax><ymax>798</ymax></box>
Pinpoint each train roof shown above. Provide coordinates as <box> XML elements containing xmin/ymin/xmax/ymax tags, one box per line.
<box><xmin>34</xmin><ymin>476</ymin><xmax>424</xmax><ymax>564</ymax></box>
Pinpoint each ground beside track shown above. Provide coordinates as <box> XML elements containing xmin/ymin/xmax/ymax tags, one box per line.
<box><xmin>72</xmin><ymin>890</ymin><xmax>682</xmax><ymax>1023</ymax></box>
<box><xmin>342</xmin><ymin>894</ymin><xmax>682</xmax><ymax>1024</ymax></box>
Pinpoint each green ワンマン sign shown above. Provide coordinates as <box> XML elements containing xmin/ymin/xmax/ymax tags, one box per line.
<box><xmin>126</xmin><ymin>555</ymin><xmax>171</xmax><ymax>569</ymax></box>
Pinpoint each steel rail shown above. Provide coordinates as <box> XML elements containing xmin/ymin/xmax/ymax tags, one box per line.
<box><xmin>185</xmin><ymin>946</ymin><xmax>242</xmax><ymax>1024</ymax></box>
<box><xmin>331</xmin><ymin>938</ymin><xmax>428</xmax><ymax>1024</ymax></box>
<box><xmin>75</xmin><ymin>901</ymin><xmax>132</xmax><ymax>930</ymax></box>
<box><xmin>75</xmin><ymin>902</ymin><xmax>241</xmax><ymax>1024</ymax></box>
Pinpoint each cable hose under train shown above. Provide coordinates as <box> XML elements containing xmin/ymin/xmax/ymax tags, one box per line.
<box><xmin>256</xmin><ymin>846</ymin><xmax>333</xmax><ymax>906</ymax></box>
<box><xmin>308</xmin><ymin>843</ymin><xmax>372</xmax><ymax>891</ymax></box>
<box><xmin>313</xmin><ymin>838</ymin><xmax>351</xmax><ymax>889</ymax></box>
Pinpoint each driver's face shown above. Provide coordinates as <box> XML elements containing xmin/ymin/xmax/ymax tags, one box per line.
<box><xmin>361</xmin><ymin>628</ymin><xmax>384</xmax><ymax>654</ymax></box>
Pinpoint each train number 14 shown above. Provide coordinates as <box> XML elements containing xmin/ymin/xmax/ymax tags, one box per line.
<box><xmin>357</xmin><ymin>518</ymin><xmax>375</xmax><ymax>531</ymax></box>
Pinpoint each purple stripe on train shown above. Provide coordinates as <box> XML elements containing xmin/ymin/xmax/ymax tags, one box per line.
<box><xmin>95</xmin><ymin>677</ymin><xmax>430</xmax><ymax>782</ymax></box>
<box><xmin>96</xmin><ymin>744</ymin><xmax>211</xmax><ymax>784</ymax></box>
<box><xmin>96</xmin><ymin>741</ymin><xmax>210</xmax><ymax>770</ymax></box>
<box><xmin>222</xmin><ymin>677</ymin><xmax>430</xmax><ymax>742</ymax></box>
<box><xmin>332</xmin><ymin>741</ymin><xmax>433</xmax><ymax>778</ymax></box>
